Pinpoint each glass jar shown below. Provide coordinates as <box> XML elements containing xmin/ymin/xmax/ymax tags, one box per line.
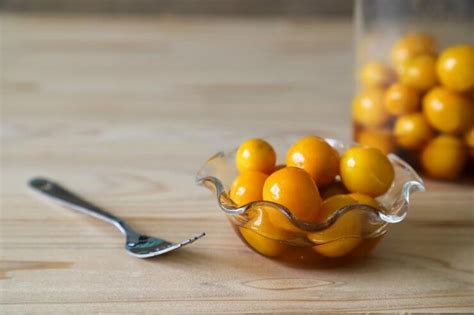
<box><xmin>352</xmin><ymin>0</ymin><xmax>474</xmax><ymax>181</ymax></box>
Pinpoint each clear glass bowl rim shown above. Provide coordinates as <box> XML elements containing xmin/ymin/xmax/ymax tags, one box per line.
<box><xmin>196</xmin><ymin>137</ymin><xmax>425</xmax><ymax>235</ymax></box>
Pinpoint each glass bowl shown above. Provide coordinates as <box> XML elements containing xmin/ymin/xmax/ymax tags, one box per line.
<box><xmin>196</xmin><ymin>134</ymin><xmax>425</xmax><ymax>266</ymax></box>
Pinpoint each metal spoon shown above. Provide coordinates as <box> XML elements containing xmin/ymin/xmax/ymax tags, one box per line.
<box><xmin>28</xmin><ymin>177</ymin><xmax>205</xmax><ymax>258</ymax></box>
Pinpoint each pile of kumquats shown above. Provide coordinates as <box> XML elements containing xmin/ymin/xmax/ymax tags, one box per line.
<box><xmin>353</xmin><ymin>33</ymin><xmax>473</xmax><ymax>181</ymax></box>
<box><xmin>229</xmin><ymin>136</ymin><xmax>394</xmax><ymax>259</ymax></box>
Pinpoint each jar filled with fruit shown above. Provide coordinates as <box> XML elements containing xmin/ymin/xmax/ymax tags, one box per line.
<box><xmin>352</xmin><ymin>0</ymin><xmax>474</xmax><ymax>181</ymax></box>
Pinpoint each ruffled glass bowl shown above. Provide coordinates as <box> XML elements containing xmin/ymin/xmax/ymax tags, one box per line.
<box><xmin>196</xmin><ymin>135</ymin><xmax>425</xmax><ymax>266</ymax></box>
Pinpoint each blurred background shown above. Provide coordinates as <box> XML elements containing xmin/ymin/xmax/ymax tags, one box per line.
<box><xmin>0</xmin><ymin>0</ymin><xmax>356</xmax><ymax>212</ymax></box>
<box><xmin>1</xmin><ymin>0</ymin><xmax>472</xmax><ymax>166</ymax></box>
<box><xmin>1</xmin><ymin>0</ymin><xmax>356</xmax><ymax>143</ymax></box>
<box><xmin>0</xmin><ymin>0</ymin><xmax>352</xmax><ymax>16</ymax></box>
<box><xmin>4</xmin><ymin>0</ymin><xmax>470</xmax><ymax>180</ymax></box>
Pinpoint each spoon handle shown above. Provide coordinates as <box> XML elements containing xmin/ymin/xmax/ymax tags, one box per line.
<box><xmin>28</xmin><ymin>177</ymin><xmax>129</xmax><ymax>234</ymax></box>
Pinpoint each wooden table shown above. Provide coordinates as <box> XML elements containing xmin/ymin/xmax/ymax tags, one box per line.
<box><xmin>1</xmin><ymin>14</ymin><xmax>473</xmax><ymax>313</ymax></box>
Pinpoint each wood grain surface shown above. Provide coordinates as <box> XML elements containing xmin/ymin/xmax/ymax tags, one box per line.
<box><xmin>1</xmin><ymin>14</ymin><xmax>473</xmax><ymax>313</ymax></box>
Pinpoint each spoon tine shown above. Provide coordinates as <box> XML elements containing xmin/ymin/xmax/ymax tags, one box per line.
<box><xmin>128</xmin><ymin>233</ymin><xmax>206</xmax><ymax>258</ymax></box>
<box><xmin>179</xmin><ymin>232</ymin><xmax>206</xmax><ymax>247</ymax></box>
